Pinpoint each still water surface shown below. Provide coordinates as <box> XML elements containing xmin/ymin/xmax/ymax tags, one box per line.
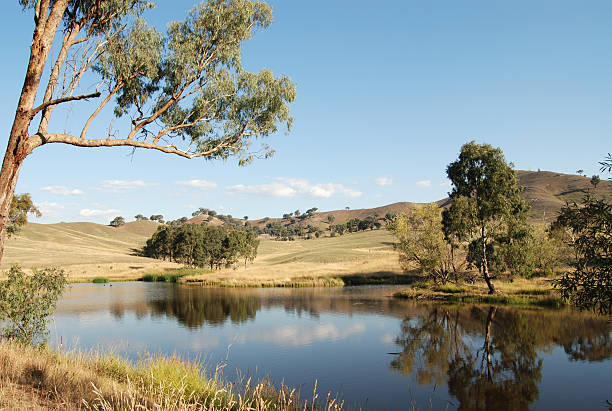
<box><xmin>52</xmin><ymin>283</ymin><xmax>612</xmax><ymax>410</ymax></box>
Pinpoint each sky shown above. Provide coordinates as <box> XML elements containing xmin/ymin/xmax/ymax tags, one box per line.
<box><xmin>0</xmin><ymin>0</ymin><xmax>610</xmax><ymax>224</ymax></box>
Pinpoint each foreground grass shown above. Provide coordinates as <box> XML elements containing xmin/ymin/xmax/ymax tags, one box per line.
<box><xmin>0</xmin><ymin>340</ymin><xmax>343</xmax><ymax>411</ymax></box>
<box><xmin>394</xmin><ymin>277</ymin><xmax>565</xmax><ymax>307</ymax></box>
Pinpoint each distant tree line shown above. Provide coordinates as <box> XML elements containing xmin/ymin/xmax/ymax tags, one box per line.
<box><xmin>143</xmin><ymin>225</ymin><xmax>259</xmax><ymax>269</ymax></box>
<box><xmin>330</xmin><ymin>216</ymin><xmax>381</xmax><ymax>235</ymax></box>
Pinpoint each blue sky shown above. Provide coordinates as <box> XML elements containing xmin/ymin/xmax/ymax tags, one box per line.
<box><xmin>1</xmin><ymin>0</ymin><xmax>610</xmax><ymax>224</ymax></box>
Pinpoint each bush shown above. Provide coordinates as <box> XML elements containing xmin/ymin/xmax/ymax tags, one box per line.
<box><xmin>92</xmin><ymin>277</ymin><xmax>109</xmax><ymax>283</ymax></box>
<box><xmin>552</xmin><ymin>195</ymin><xmax>612</xmax><ymax>314</ymax></box>
<box><xmin>0</xmin><ymin>265</ymin><xmax>68</xmax><ymax>345</ymax></box>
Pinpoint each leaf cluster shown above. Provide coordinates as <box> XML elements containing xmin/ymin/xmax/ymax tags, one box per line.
<box><xmin>91</xmin><ymin>0</ymin><xmax>295</xmax><ymax>162</ymax></box>
<box><xmin>552</xmin><ymin>195</ymin><xmax>612</xmax><ymax>314</ymax></box>
<box><xmin>387</xmin><ymin>205</ymin><xmax>458</xmax><ymax>284</ymax></box>
<box><xmin>7</xmin><ymin>193</ymin><xmax>41</xmax><ymax>238</ymax></box>
<box><xmin>0</xmin><ymin>265</ymin><xmax>68</xmax><ymax>345</ymax></box>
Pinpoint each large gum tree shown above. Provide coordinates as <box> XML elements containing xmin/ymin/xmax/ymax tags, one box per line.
<box><xmin>0</xmin><ymin>0</ymin><xmax>295</xmax><ymax>262</ymax></box>
<box><xmin>442</xmin><ymin>142</ymin><xmax>529</xmax><ymax>294</ymax></box>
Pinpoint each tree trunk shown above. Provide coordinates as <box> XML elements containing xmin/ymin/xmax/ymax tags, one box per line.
<box><xmin>0</xmin><ymin>0</ymin><xmax>70</xmax><ymax>264</ymax></box>
<box><xmin>0</xmin><ymin>141</ymin><xmax>27</xmax><ymax>262</ymax></box>
<box><xmin>481</xmin><ymin>226</ymin><xmax>496</xmax><ymax>294</ymax></box>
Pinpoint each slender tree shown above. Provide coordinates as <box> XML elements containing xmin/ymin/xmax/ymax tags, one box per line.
<box><xmin>442</xmin><ymin>142</ymin><xmax>529</xmax><ymax>294</ymax></box>
<box><xmin>0</xmin><ymin>0</ymin><xmax>295</xmax><ymax>262</ymax></box>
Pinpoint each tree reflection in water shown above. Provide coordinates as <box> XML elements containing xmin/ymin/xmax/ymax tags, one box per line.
<box><xmin>390</xmin><ymin>305</ymin><xmax>612</xmax><ymax>411</ymax></box>
<box><xmin>148</xmin><ymin>287</ymin><xmax>261</xmax><ymax>328</ymax></box>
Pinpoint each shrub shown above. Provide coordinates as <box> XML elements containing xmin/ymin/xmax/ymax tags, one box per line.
<box><xmin>92</xmin><ymin>277</ymin><xmax>109</xmax><ymax>283</ymax></box>
<box><xmin>0</xmin><ymin>265</ymin><xmax>68</xmax><ymax>345</ymax></box>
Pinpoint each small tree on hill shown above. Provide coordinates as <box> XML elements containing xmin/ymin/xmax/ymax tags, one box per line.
<box><xmin>134</xmin><ymin>214</ymin><xmax>148</xmax><ymax>221</ymax></box>
<box><xmin>7</xmin><ymin>193</ymin><xmax>41</xmax><ymax>237</ymax></box>
<box><xmin>442</xmin><ymin>142</ymin><xmax>530</xmax><ymax>294</ymax></box>
<box><xmin>110</xmin><ymin>216</ymin><xmax>125</xmax><ymax>227</ymax></box>
<box><xmin>150</xmin><ymin>214</ymin><xmax>164</xmax><ymax>223</ymax></box>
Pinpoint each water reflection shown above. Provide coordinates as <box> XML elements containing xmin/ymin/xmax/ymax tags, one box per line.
<box><xmin>390</xmin><ymin>305</ymin><xmax>612</xmax><ymax>410</ymax></box>
<box><xmin>148</xmin><ymin>287</ymin><xmax>261</xmax><ymax>328</ymax></box>
<box><xmin>53</xmin><ymin>284</ymin><xmax>612</xmax><ymax>410</ymax></box>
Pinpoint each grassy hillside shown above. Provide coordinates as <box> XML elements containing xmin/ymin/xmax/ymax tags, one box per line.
<box><xmin>2</xmin><ymin>220</ymin><xmax>180</xmax><ymax>281</ymax></box>
<box><xmin>3</xmin><ymin>169</ymin><xmax>609</xmax><ymax>283</ymax></box>
<box><xmin>190</xmin><ymin>171</ymin><xmax>612</xmax><ymax>230</ymax></box>
<box><xmin>182</xmin><ymin>230</ymin><xmax>406</xmax><ymax>287</ymax></box>
<box><xmin>517</xmin><ymin>170</ymin><xmax>612</xmax><ymax>221</ymax></box>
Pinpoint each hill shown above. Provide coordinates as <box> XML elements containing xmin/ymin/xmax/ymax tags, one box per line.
<box><xmin>516</xmin><ymin>170</ymin><xmax>612</xmax><ymax>220</ymax></box>
<box><xmin>2</xmin><ymin>169</ymin><xmax>610</xmax><ymax>282</ymax></box>
<box><xmin>2</xmin><ymin>220</ymin><xmax>180</xmax><ymax>280</ymax></box>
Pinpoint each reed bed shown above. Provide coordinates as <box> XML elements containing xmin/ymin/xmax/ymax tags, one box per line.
<box><xmin>0</xmin><ymin>340</ymin><xmax>343</xmax><ymax>410</ymax></box>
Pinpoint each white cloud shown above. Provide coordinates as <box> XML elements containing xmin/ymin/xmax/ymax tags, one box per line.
<box><xmin>375</xmin><ymin>177</ymin><xmax>392</xmax><ymax>187</ymax></box>
<box><xmin>240</xmin><ymin>323</ymin><xmax>366</xmax><ymax>347</ymax></box>
<box><xmin>439</xmin><ymin>181</ymin><xmax>452</xmax><ymax>187</ymax></box>
<box><xmin>174</xmin><ymin>179</ymin><xmax>218</xmax><ymax>189</ymax></box>
<box><xmin>37</xmin><ymin>201</ymin><xmax>64</xmax><ymax>215</ymax></box>
<box><xmin>79</xmin><ymin>208</ymin><xmax>120</xmax><ymax>217</ymax></box>
<box><xmin>226</xmin><ymin>178</ymin><xmax>362</xmax><ymax>199</ymax></box>
<box><xmin>416</xmin><ymin>180</ymin><xmax>431</xmax><ymax>187</ymax></box>
<box><xmin>100</xmin><ymin>180</ymin><xmax>157</xmax><ymax>191</ymax></box>
<box><xmin>41</xmin><ymin>185</ymin><xmax>83</xmax><ymax>195</ymax></box>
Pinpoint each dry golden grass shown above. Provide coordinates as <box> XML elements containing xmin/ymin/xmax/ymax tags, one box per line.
<box><xmin>2</xmin><ymin>221</ymin><xmax>181</xmax><ymax>282</ymax></box>
<box><xmin>180</xmin><ymin>230</ymin><xmax>408</xmax><ymax>287</ymax></box>
<box><xmin>0</xmin><ymin>340</ymin><xmax>344</xmax><ymax>411</ymax></box>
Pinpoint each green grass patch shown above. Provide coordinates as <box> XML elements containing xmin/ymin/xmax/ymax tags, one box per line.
<box><xmin>92</xmin><ymin>277</ymin><xmax>109</xmax><ymax>283</ymax></box>
<box><xmin>141</xmin><ymin>273</ymin><xmax>183</xmax><ymax>283</ymax></box>
<box><xmin>433</xmin><ymin>284</ymin><xmax>468</xmax><ymax>294</ymax></box>
<box><xmin>394</xmin><ymin>288</ymin><xmax>565</xmax><ymax>308</ymax></box>
<box><xmin>142</xmin><ymin>267</ymin><xmax>214</xmax><ymax>283</ymax></box>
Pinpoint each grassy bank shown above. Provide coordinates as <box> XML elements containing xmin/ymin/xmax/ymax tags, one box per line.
<box><xmin>393</xmin><ymin>277</ymin><xmax>565</xmax><ymax>307</ymax></box>
<box><xmin>0</xmin><ymin>340</ymin><xmax>343</xmax><ymax>410</ymax></box>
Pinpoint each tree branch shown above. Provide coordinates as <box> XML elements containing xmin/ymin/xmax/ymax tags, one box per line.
<box><xmin>30</xmin><ymin>92</ymin><xmax>101</xmax><ymax>118</ymax></box>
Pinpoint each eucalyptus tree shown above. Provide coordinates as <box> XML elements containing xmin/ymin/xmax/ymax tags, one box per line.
<box><xmin>0</xmin><ymin>0</ymin><xmax>295</xmax><ymax>262</ymax></box>
<box><xmin>442</xmin><ymin>142</ymin><xmax>530</xmax><ymax>294</ymax></box>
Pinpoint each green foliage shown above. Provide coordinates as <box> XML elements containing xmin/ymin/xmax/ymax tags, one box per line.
<box><xmin>388</xmin><ymin>205</ymin><xmax>458</xmax><ymax>284</ymax></box>
<box><xmin>92</xmin><ymin>277</ymin><xmax>110</xmax><ymax>283</ymax></box>
<box><xmin>141</xmin><ymin>273</ymin><xmax>186</xmax><ymax>283</ymax></box>
<box><xmin>143</xmin><ymin>224</ymin><xmax>259</xmax><ymax>269</ymax></box>
<box><xmin>134</xmin><ymin>214</ymin><xmax>148</xmax><ymax>221</ymax></box>
<box><xmin>442</xmin><ymin>142</ymin><xmax>530</xmax><ymax>293</ymax></box>
<box><xmin>0</xmin><ymin>265</ymin><xmax>67</xmax><ymax>345</ymax></box>
<box><xmin>149</xmin><ymin>214</ymin><xmax>164</xmax><ymax>223</ymax></box>
<box><xmin>109</xmin><ymin>216</ymin><xmax>125</xmax><ymax>227</ymax></box>
<box><xmin>92</xmin><ymin>0</ymin><xmax>296</xmax><ymax>164</ymax></box>
<box><xmin>552</xmin><ymin>194</ymin><xmax>612</xmax><ymax>314</ymax></box>
<box><xmin>6</xmin><ymin>193</ymin><xmax>41</xmax><ymax>237</ymax></box>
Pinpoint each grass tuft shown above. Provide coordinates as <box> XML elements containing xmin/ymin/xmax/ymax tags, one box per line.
<box><xmin>0</xmin><ymin>340</ymin><xmax>344</xmax><ymax>410</ymax></box>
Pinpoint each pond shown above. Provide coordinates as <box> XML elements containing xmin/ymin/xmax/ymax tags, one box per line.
<box><xmin>52</xmin><ymin>283</ymin><xmax>612</xmax><ymax>410</ymax></box>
